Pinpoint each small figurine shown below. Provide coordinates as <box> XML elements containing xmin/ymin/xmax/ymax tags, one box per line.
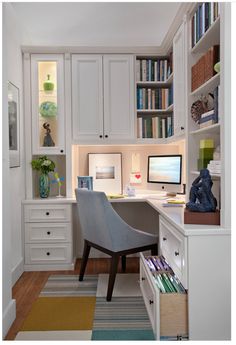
<box><xmin>43</xmin><ymin>122</ymin><xmax>55</xmax><ymax>147</ymax></box>
<box><xmin>51</xmin><ymin>172</ymin><xmax>64</xmax><ymax>198</ymax></box>
<box><xmin>186</xmin><ymin>168</ymin><xmax>217</xmax><ymax>212</ymax></box>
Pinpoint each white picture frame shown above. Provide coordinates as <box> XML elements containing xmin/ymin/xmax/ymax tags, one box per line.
<box><xmin>8</xmin><ymin>82</ymin><xmax>20</xmax><ymax>168</ymax></box>
<box><xmin>88</xmin><ymin>153</ymin><xmax>122</xmax><ymax>194</ymax></box>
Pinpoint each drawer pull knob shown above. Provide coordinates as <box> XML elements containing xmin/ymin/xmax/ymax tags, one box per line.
<box><xmin>99</xmin><ymin>135</ymin><xmax>103</xmax><ymax>138</ymax></box>
<box><xmin>105</xmin><ymin>135</ymin><xmax>108</xmax><ymax>138</ymax></box>
<box><xmin>60</xmin><ymin>149</ymin><xmax>64</xmax><ymax>153</ymax></box>
<box><xmin>46</xmin><ymin>212</ymin><xmax>50</xmax><ymax>216</ymax></box>
<box><xmin>163</xmin><ymin>237</ymin><xmax>167</xmax><ymax>241</ymax></box>
<box><xmin>149</xmin><ymin>300</ymin><xmax>154</xmax><ymax>305</ymax></box>
<box><xmin>141</xmin><ymin>277</ymin><xmax>145</xmax><ymax>281</ymax></box>
<box><xmin>175</xmin><ymin>251</ymin><xmax>179</xmax><ymax>256</ymax></box>
<box><xmin>46</xmin><ymin>252</ymin><xmax>50</xmax><ymax>256</ymax></box>
<box><xmin>47</xmin><ymin>231</ymin><xmax>51</xmax><ymax>235</ymax></box>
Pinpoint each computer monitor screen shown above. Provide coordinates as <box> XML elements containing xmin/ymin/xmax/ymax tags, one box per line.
<box><xmin>147</xmin><ymin>155</ymin><xmax>182</xmax><ymax>184</ymax></box>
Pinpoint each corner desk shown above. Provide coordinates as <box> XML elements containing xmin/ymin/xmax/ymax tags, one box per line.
<box><xmin>22</xmin><ymin>193</ymin><xmax>231</xmax><ymax>340</ymax></box>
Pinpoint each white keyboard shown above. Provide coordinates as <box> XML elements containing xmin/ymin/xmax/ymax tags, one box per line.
<box><xmin>146</xmin><ymin>195</ymin><xmax>168</xmax><ymax>200</ymax></box>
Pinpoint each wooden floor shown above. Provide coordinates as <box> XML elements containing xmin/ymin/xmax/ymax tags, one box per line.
<box><xmin>5</xmin><ymin>257</ymin><xmax>139</xmax><ymax>340</ymax></box>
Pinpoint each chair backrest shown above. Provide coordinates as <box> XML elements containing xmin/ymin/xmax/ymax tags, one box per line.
<box><xmin>75</xmin><ymin>188</ymin><xmax>145</xmax><ymax>252</ymax></box>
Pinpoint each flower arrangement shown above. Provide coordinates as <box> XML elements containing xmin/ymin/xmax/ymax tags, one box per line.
<box><xmin>31</xmin><ymin>155</ymin><xmax>55</xmax><ymax>175</ymax></box>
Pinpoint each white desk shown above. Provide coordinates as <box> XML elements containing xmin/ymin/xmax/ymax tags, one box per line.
<box><xmin>22</xmin><ymin>194</ymin><xmax>231</xmax><ymax>340</ymax></box>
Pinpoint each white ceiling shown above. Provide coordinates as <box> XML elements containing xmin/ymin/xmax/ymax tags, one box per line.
<box><xmin>11</xmin><ymin>2</ymin><xmax>182</xmax><ymax>47</ymax></box>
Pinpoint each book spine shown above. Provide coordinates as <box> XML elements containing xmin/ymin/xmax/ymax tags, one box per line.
<box><xmin>142</xmin><ymin>60</ymin><xmax>147</xmax><ymax>81</ymax></box>
<box><xmin>136</xmin><ymin>60</ymin><xmax>140</xmax><ymax>81</ymax></box>
<box><xmin>213</xmin><ymin>86</ymin><xmax>219</xmax><ymax>123</ymax></box>
<box><xmin>162</xmin><ymin>118</ymin><xmax>166</xmax><ymax>138</ymax></box>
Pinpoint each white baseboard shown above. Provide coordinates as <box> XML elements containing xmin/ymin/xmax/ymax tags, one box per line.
<box><xmin>2</xmin><ymin>299</ymin><xmax>16</xmax><ymax>339</ymax></box>
<box><xmin>11</xmin><ymin>257</ymin><xmax>24</xmax><ymax>286</ymax></box>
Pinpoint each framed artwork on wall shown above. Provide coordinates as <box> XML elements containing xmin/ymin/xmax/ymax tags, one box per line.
<box><xmin>88</xmin><ymin>153</ymin><xmax>122</xmax><ymax>195</ymax></box>
<box><xmin>8</xmin><ymin>82</ymin><xmax>20</xmax><ymax>168</ymax></box>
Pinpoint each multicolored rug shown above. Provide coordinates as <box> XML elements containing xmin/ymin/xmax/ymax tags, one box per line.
<box><xmin>15</xmin><ymin>274</ymin><xmax>155</xmax><ymax>341</ymax></box>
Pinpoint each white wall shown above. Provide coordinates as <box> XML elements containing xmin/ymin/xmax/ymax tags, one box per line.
<box><xmin>2</xmin><ymin>3</ymin><xmax>31</xmax><ymax>338</ymax></box>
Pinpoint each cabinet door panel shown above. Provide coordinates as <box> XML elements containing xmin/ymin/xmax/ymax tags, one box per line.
<box><xmin>103</xmin><ymin>55</ymin><xmax>135</xmax><ymax>140</ymax></box>
<box><xmin>72</xmin><ymin>55</ymin><xmax>103</xmax><ymax>141</ymax></box>
<box><xmin>173</xmin><ymin>23</ymin><xmax>186</xmax><ymax>136</ymax></box>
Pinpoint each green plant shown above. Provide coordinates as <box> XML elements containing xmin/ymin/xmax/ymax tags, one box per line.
<box><xmin>31</xmin><ymin>155</ymin><xmax>55</xmax><ymax>175</ymax></box>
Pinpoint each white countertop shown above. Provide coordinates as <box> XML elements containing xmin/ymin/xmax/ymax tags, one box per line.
<box><xmin>23</xmin><ymin>193</ymin><xmax>231</xmax><ymax>237</ymax></box>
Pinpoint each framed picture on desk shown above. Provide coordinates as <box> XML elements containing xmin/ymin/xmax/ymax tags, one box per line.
<box><xmin>88</xmin><ymin>153</ymin><xmax>122</xmax><ymax>194</ymax></box>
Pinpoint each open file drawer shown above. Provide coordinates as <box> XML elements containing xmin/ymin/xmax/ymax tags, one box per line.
<box><xmin>140</xmin><ymin>253</ymin><xmax>188</xmax><ymax>340</ymax></box>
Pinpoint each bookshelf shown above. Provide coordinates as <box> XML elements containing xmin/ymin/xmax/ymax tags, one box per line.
<box><xmin>135</xmin><ymin>55</ymin><xmax>173</xmax><ymax>140</ymax></box>
<box><xmin>187</xmin><ymin>2</ymin><xmax>223</xmax><ymax>224</ymax></box>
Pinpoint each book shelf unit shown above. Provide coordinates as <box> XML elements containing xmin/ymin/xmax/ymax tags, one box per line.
<box><xmin>187</xmin><ymin>2</ymin><xmax>221</xmax><ymax>215</ymax></box>
<box><xmin>135</xmin><ymin>55</ymin><xmax>173</xmax><ymax>141</ymax></box>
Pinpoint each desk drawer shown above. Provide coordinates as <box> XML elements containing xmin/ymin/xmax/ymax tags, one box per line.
<box><xmin>25</xmin><ymin>223</ymin><xmax>72</xmax><ymax>243</ymax></box>
<box><xmin>140</xmin><ymin>253</ymin><xmax>188</xmax><ymax>340</ymax></box>
<box><xmin>24</xmin><ymin>204</ymin><xmax>71</xmax><ymax>222</ymax></box>
<box><xmin>25</xmin><ymin>243</ymin><xmax>72</xmax><ymax>264</ymax></box>
<box><xmin>159</xmin><ymin>217</ymin><xmax>187</xmax><ymax>288</ymax></box>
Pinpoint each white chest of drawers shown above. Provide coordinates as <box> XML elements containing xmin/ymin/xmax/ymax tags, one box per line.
<box><xmin>23</xmin><ymin>202</ymin><xmax>74</xmax><ymax>271</ymax></box>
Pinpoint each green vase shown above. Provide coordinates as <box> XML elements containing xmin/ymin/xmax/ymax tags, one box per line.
<box><xmin>43</xmin><ymin>74</ymin><xmax>54</xmax><ymax>91</ymax></box>
<box><xmin>39</xmin><ymin>174</ymin><xmax>50</xmax><ymax>198</ymax></box>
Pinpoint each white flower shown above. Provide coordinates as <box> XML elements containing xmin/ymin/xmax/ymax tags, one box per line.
<box><xmin>42</xmin><ymin>160</ymin><xmax>51</xmax><ymax>166</ymax></box>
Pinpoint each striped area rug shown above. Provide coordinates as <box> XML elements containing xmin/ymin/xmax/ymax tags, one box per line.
<box><xmin>16</xmin><ymin>274</ymin><xmax>155</xmax><ymax>341</ymax></box>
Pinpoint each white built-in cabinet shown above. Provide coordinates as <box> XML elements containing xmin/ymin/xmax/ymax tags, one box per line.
<box><xmin>31</xmin><ymin>54</ymin><xmax>66</xmax><ymax>155</ymax></box>
<box><xmin>173</xmin><ymin>21</ymin><xmax>187</xmax><ymax>137</ymax></box>
<box><xmin>72</xmin><ymin>54</ymin><xmax>135</xmax><ymax>142</ymax></box>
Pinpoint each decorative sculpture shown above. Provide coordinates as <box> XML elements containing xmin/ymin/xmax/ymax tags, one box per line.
<box><xmin>43</xmin><ymin>122</ymin><xmax>55</xmax><ymax>147</ymax></box>
<box><xmin>51</xmin><ymin>172</ymin><xmax>64</xmax><ymax>198</ymax></box>
<box><xmin>186</xmin><ymin>168</ymin><xmax>217</xmax><ymax>212</ymax></box>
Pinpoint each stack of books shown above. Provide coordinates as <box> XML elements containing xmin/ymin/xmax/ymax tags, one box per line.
<box><xmin>137</xmin><ymin>116</ymin><xmax>173</xmax><ymax>139</ymax></box>
<box><xmin>199</xmin><ymin>109</ymin><xmax>215</xmax><ymax>128</ymax></box>
<box><xmin>207</xmin><ymin>160</ymin><xmax>221</xmax><ymax>175</ymax></box>
<box><xmin>191</xmin><ymin>45</ymin><xmax>219</xmax><ymax>91</ymax></box>
<box><xmin>191</xmin><ymin>2</ymin><xmax>220</xmax><ymax>48</ymax></box>
<box><xmin>137</xmin><ymin>87</ymin><xmax>173</xmax><ymax>110</ymax></box>
<box><xmin>136</xmin><ymin>58</ymin><xmax>172</xmax><ymax>82</ymax></box>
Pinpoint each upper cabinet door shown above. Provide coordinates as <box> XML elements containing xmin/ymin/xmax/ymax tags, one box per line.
<box><xmin>173</xmin><ymin>22</ymin><xmax>187</xmax><ymax>136</ymax></box>
<box><xmin>31</xmin><ymin>54</ymin><xmax>65</xmax><ymax>154</ymax></box>
<box><xmin>72</xmin><ymin>55</ymin><xmax>103</xmax><ymax>141</ymax></box>
<box><xmin>103</xmin><ymin>55</ymin><xmax>135</xmax><ymax>140</ymax></box>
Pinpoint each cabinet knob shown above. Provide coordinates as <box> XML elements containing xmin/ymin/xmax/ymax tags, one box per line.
<box><xmin>99</xmin><ymin>135</ymin><xmax>103</xmax><ymax>138</ymax></box>
<box><xmin>47</xmin><ymin>231</ymin><xmax>51</xmax><ymax>235</ymax></box>
<box><xmin>105</xmin><ymin>135</ymin><xmax>108</xmax><ymax>138</ymax></box>
<box><xmin>46</xmin><ymin>212</ymin><xmax>50</xmax><ymax>216</ymax></box>
<box><xmin>163</xmin><ymin>237</ymin><xmax>167</xmax><ymax>241</ymax></box>
<box><xmin>149</xmin><ymin>300</ymin><xmax>154</xmax><ymax>305</ymax></box>
<box><xmin>141</xmin><ymin>277</ymin><xmax>145</xmax><ymax>281</ymax></box>
<box><xmin>60</xmin><ymin>149</ymin><xmax>64</xmax><ymax>153</ymax></box>
<box><xmin>181</xmin><ymin>126</ymin><xmax>184</xmax><ymax>130</ymax></box>
<box><xmin>175</xmin><ymin>251</ymin><xmax>179</xmax><ymax>256</ymax></box>
<box><xmin>46</xmin><ymin>252</ymin><xmax>50</xmax><ymax>256</ymax></box>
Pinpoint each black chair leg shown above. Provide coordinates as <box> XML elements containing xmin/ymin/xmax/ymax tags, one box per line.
<box><xmin>79</xmin><ymin>240</ymin><xmax>91</xmax><ymax>281</ymax></box>
<box><xmin>121</xmin><ymin>255</ymin><xmax>126</xmax><ymax>272</ymax></box>
<box><xmin>107</xmin><ymin>254</ymin><xmax>119</xmax><ymax>301</ymax></box>
<box><xmin>151</xmin><ymin>244</ymin><xmax>158</xmax><ymax>255</ymax></box>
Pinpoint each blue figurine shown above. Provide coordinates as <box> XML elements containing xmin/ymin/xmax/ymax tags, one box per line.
<box><xmin>186</xmin><ymin>168</ymin><xmax>217</xmax><ymax>212</ymax></box>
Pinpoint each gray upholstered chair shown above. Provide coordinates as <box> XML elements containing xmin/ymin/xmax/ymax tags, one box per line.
<box><xmin>75</xmin><ymin>188</ymin><xmax>158</xmax><ymax>301</ymax></box>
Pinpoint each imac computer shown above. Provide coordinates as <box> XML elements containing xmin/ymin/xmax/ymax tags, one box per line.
<box><xmin>147</xmin><ymin>155</ymin><xmax>182</xmax><ymax>196</ymax></box>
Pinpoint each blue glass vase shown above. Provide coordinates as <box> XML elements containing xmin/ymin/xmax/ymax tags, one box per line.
<box><xmin>39</xmin><ymin>173</ymin><xmax>50</xmax><ymax>198</ymax></box>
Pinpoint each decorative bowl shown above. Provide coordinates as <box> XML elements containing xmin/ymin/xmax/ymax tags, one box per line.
<box><xmin>39</xmin><ymin>101</ymin><xmax>57</xmax><ymax>117</ymax></box>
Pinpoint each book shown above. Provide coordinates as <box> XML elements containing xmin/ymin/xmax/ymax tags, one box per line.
<box><xmin>162</xmin><ymin>118</ymin><xmax>166</xmax><ymax>138</ymax></box>
<box><xmin>162</xmin><ymin>203</ymin><xmax>184</xmax><ymax>207</ymax></box>
<box><xmin>199</xmin><ymin>119</ymin><xmax>215</xmax><ymax>128</ymax></box>
<box><xmin>199</xmin><ymin>113</ymin><xmax>215</xmax><ymax>124</ymax></box>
